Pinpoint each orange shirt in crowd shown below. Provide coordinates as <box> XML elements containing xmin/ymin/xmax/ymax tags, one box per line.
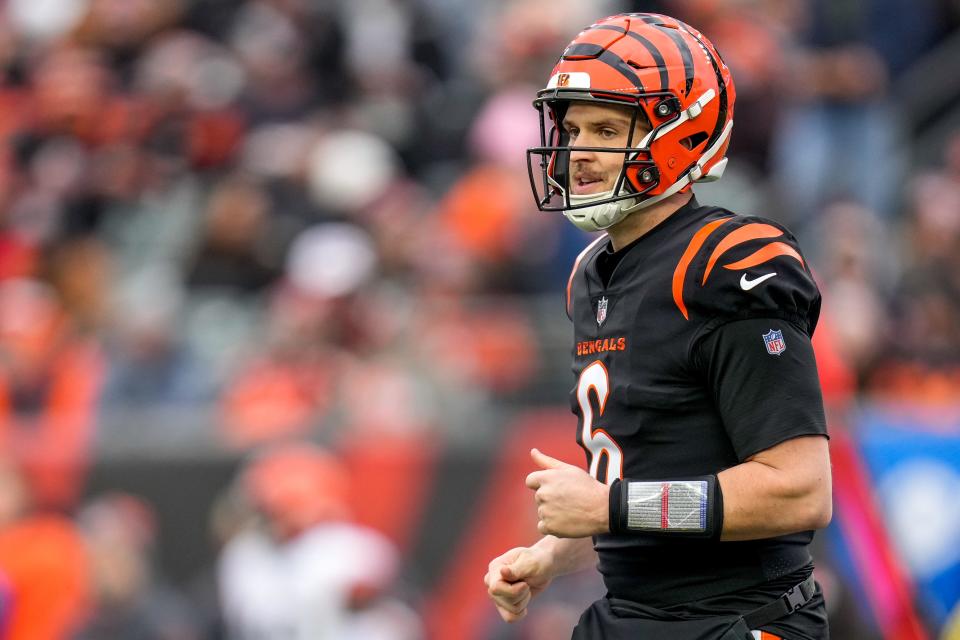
<box><xmin>0</xmin><ymin>514</ymin><xmax>90</xmax><ymax>640</ymax></box>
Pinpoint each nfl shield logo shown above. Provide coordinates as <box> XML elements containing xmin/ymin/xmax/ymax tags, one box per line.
<box><xmin>596</xmin><ymin>297</ymin><xmax>608</xmax><ymax>326</ymax></box>
<box><xmin>762</xmin><ymin>329</ymin><xmax>786</xmax><ymax>356</ymax></box>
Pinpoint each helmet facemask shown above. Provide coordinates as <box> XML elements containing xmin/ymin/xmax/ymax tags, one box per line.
<box><xmin>527</xmin><ymin>90</ymin><xmax>667</xmax><ymax>232</ymax></box>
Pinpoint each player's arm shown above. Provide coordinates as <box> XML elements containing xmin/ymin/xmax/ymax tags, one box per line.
<box><xmin>697</xmin><ymin>316</ymin><xmax>832</xmax><ymax>540</ymax></box>
<box><xmin>717</xmin><ymin>434</ymin><xmax>831</xmax><ymax>541</ymax></box>
<box><xmin>485</xmin><ymin>535</ymin><xmax>596</xmax><ymax>622</ymax></box>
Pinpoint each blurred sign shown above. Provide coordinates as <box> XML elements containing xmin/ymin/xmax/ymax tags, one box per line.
<box><xmin>857</xmin><ymin>404</ymin><xmax>960</xmax><ymax>626</ymax></box>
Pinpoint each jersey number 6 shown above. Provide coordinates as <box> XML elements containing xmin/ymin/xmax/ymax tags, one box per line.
<box><xmin>576</xmin><ymin>360</ymin><xmax>623</xmax><ymax>484</ymax></box>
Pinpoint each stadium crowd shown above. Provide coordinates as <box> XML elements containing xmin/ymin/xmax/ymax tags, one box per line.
<box><xmin>0</xmin><ymin>0</ymin><xmax>958</xmax><ymax>638</ymax></box>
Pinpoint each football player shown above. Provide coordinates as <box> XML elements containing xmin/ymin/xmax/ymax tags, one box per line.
<box><xmin>484</xmin><ymin>13</ymin><xmax>832</xmax><ymax>640</ymax></box>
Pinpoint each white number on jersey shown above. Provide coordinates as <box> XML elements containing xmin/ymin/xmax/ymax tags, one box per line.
<box><xmin>576</xmin><ymin>360</ymin><xmax>623</xmax><ymax>484</ymax></box>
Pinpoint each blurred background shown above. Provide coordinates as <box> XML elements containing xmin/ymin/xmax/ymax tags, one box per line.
<box><xmin>0</xmin><ymin>0</ymin><xmax>958</xmax><ymax>638</ymax></box>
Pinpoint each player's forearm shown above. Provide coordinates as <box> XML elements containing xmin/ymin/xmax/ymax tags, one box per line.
<box><xmin>531</xmin><ymin>535</ymin><xmax>597</xmax><ymax>577</ymax></box>
<box><xmin>717</xmin><ymin>457</ymin><xmax>832</xmax><ymax>541</ymax></box>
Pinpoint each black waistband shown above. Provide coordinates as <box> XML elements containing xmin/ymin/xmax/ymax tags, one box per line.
<box><xmin>599</xmin><ymin>542</ymin><xmax>812</xmax><ymax>606</ymax></box>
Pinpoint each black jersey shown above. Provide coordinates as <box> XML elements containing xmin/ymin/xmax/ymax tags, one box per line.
<box><xmin>565</xmin><ymin>197</ymin><xmax>828</xmax><ymax>609</ymax></box>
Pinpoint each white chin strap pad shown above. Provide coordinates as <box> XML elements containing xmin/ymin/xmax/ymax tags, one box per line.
<box><xmin>563</xmin><ymin>191</ymin><xmax>634</xmax><ymax>232</ymax></box>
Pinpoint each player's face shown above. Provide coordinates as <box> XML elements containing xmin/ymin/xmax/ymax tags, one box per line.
<box><xmin>562</xmin><ymin>102</ymin><xmax>651</xmax><ymax>196</ymax></box>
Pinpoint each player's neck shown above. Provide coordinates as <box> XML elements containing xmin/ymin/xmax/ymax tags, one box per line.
<box><xmin>607</xmin><ymin>191</ymin><xmax>694</xmax><ymax>252</ymax></box>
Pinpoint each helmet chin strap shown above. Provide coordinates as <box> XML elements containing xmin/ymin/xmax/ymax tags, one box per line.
<box><xmin>562</xmin><ymin>182</ymin><xmax>671</xmax><ymax>232</ymax></box>
<box><xmin>563</xmin><ymin>190</ymin><xmax>636</xmax><ymax>232</ymax></box>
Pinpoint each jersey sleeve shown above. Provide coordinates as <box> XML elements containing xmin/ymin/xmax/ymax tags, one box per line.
<box><xmin>685</xmin><ymin>216</ymin><xmax>821</xmax><ymax>335</ymax></box>
<box><xmin>692</xmin><ymin>317</ymin><xmax>828</xmax><ymax>461</ymax></box>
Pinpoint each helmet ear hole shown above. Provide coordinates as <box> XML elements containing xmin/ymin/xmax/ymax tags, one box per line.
<box><xmin>679</xmin><ymin>132</ymin><xmax>709</xmax><ymax>151</ymax></box>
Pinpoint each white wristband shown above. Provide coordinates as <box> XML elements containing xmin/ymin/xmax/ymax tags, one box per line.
<box><xmin>625</xmin><ymin>480</ymin><xmax>709</xmax><ymax>533</ymax></box>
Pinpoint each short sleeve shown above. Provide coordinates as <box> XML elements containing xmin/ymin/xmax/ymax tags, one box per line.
<box><xmin>693</xmin><ymin>317</ymin><xmax>828</xmax><ymax>461</ymax></box>
<box><xmin>686</xmin><ymin>216</ymin><xmax>822</xmax><ymax>335</ymax></box>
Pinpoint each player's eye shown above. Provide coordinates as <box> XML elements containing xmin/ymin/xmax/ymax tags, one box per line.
<box><xmin>599</xmin><ymin>128</ymin><xmax>618</xmax><ymax>140</ymax></box>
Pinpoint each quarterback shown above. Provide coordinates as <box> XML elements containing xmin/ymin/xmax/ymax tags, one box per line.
<box><xmin>484</xmin><ymin>13</ymin><xmax>832</xmax><ymax>640</ymax></box>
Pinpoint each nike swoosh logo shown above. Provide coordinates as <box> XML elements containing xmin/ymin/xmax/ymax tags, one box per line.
<box><xmin>740</xmin><ymin>272</ymin><xmax>777</xmax><ymax>290</ymax></box>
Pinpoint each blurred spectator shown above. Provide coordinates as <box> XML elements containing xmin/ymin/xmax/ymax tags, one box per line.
<box><xmin>73</xmin><ymin>492</ymin><xmax>200</xmax><ymax>640</ymax></box>
<box><xmin>676</xmin><ymin>0</ymin><xmax>797</xmax><ymax>173</ymax></box>
<box><xmin>217</xmin><ymin>223</ymin><xmax>378</xmax><ymax>448</ymax></box>
<box><xmin>411</xmin><ymin>297</ymin><xmax>539</xmax><ymax>396</ymax></box>
<box><xmin>74</xmin><ymin>0</ymin><xmax>183</xmax><ymax>63</ymax></box>
<box><xmin>185</xmin><ymin>173</ymin><xmax>283</xmax><ymax>294</ymax></box>
<box><xmin>306</xmin><ymin>128</ymin><xmax>401</xmax><ymax>216</ymax></box>
<box><xmin>0</xmin><ymin>455</ymin><xmax>89</xmax><ymax>640</ymax></box>
<box><xmin>28</xmin><ymin>44</ymin><xmax>115</xmax><ymax>142</ymax></box>
<box><xmin>0</xmin><ymin>278</ymin><xmax>102</xmax><ymax>509</ymax></box>
<box><xmin>811</xmin><ymin>200</ymin><xmax>889</xmax><ymax>379</ymax></box>
<box><xmin>217</xmin><ymin>442</ymin><xmax>423</xmax><ymax>639</ymax></box>
<box><xmin>44</xmin><ymin>235</ymin><xmax>113</xmax><ymax>331</ymax></box>
<box><xmin>868</xmin><ymin>132</ymin><xmax>960</xmax><ymax>402</ymax></box>
<box><xmin>101</xmin><ymin>266</ymin><xmax>217</xmax><ymax>411</ymax></box>
<box><xmin>769</xmin><ymin>0</ymin><xmax>941</xmax><ymax>228</ymax></box>
<box><xmin>229</xmin><ymin>0</ymin><xmax>320</xmax><ymax>123</ymax></box>
<box><xmin>134</xmin><ymin>29</ymin><xmax>246</xmax><ymax>113</ymax></box>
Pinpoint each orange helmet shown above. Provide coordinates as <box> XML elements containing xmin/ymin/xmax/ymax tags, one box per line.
<box><xmin>242</xmin><ymin>443</ymin><xmax>350</xmax><ymax>538</ymax></box>
<box><xmin>527</xmin><ymin>13</ymin><xmax>736</xmax><ymax>231</ymax></box>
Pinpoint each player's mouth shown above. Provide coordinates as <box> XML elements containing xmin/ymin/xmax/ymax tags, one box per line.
<box><xmin>571</xmin><ymin>174</ymin><xmax>608</xmax><ymax>195</ymax></box>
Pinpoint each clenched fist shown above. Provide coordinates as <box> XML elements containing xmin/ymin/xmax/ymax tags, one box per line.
<box><xmin>484</xmin><ymin>546</ymin><xmax>554</xmax><ymax>622</ymax></box>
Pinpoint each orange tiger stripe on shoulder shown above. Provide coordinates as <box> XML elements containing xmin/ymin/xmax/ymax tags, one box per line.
<box><xmin>723</xmin><ymin>241</ymin><xmax>804</xmax><ymax>271</ymax></box>
<box><xmin>702</xmin><ymin>223</ymin><xmax>783</xmax><ymax>285</ymax></box>
<box><xmin>672</xmin><ymin>217</ymin><xmax>732</xmax><ymax>319</ymax></box>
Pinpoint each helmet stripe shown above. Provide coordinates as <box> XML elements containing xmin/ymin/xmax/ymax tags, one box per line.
<box><xmin>589</xmin><ymin>24</ymin><xmax>626</xmax><ymax>35</ymax></box>
<box><xmin>653</xmin><ymin>27</ymin><xmax>695</xmax><ymax>96</ymax></box>
<box><xmin>630</xmin><ymin>14</ymin><xmax>694</xmax><ymax>96</ymax></box>
<box><xmin>571</xmin><ymin>48</ymin><xmax>646</xmax><ymax>92</ymax></box>
<box><xmin>676</xmin><ymin>24</ymin><xmax>728</xmax><ymax>153</ymax></box>
<box><xmin>599</xmin><ymin>50</ymin><xmax>646</xmax><ymax>91</ymax></box>
<box><xmin>628</xmin><ymin>12</ymin><xmax>675</xmax><ymax>27</ymax></box>
<box><xmin>621</xmin><ymin>31</ymin><xmax>669</xmax><ymax>92</ymax></box>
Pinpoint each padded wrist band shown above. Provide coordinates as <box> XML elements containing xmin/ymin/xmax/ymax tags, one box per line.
<box><xmin>609</xmin><ymin>475</ymin><xmax>724</xmax><ymax>539</ymax></box>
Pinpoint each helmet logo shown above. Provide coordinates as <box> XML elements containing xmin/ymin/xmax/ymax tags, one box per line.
<box><xmin>547</xmin><ymin>72</ymin><xmax>590</xmax><ymax>89</ymax></box>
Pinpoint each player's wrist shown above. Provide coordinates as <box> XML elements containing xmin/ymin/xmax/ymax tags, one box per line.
<box><xmin>592</xmin><ymin>479</ymin><xmax>612</xmax><ymax>535</ymax></box>
<box><xmin>533</xmin><ymin>536</ymin><xmax>595</xmax><ymax>577</ymax></box>
<box><xmin>609</xmin><ymin>475</ymin><xmax>724</xmax><ymax>539</ymax></box>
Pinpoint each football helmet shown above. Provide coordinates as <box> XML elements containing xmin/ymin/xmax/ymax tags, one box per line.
<box><xmin>527</xmin><ymin>13</ymin><xmax>736</xmax><ymax>231</ymax></box>
<box><xmin>243</xmin><ymin>443</ymin><xmax>350</xmax><ymax>537</ymax></box>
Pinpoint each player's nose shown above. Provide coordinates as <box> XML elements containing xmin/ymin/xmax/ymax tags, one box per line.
<box><xmin>569</xmin><ymin>139</ymin><xmax>597</xmax><ymax>163</ymax></box>
<box><xmin>569</xmin><ymin>147</ymin><xmax>594</xmax><ymax>163</ymax></box>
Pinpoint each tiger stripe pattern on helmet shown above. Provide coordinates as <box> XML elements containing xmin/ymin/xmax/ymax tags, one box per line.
<box><xmin>528</xmin><ymin>12</ymin><xmax>737</xmax><ymax>222</ymax></box>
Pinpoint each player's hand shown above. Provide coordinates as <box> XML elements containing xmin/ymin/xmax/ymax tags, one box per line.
<box><xmin>525</xmin><ymin>448</ymin><xmax>609</xmax><ymax>538</ymax></box>
<box><xmin>484</xmin><ymin>546</ymin><xmax>554</xmax><ymax>623</ymax></box>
